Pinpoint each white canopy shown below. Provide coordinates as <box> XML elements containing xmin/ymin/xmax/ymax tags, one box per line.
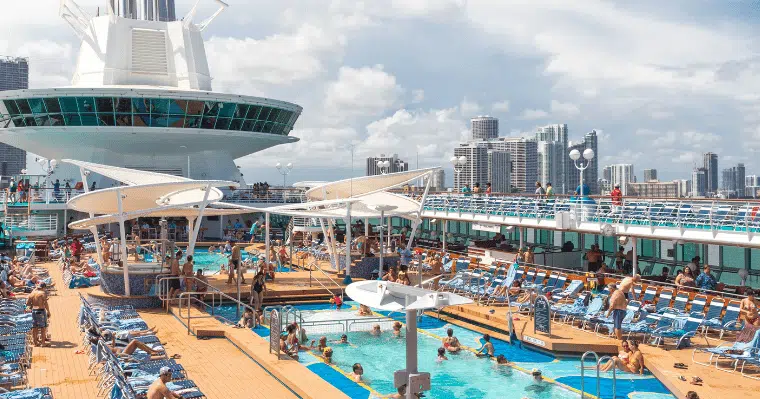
<box><xmin>63</xmin><ymin>159</ymin><xmax>193</xmax><ymax>185</ymax></box>
<box><xmin>67</xmin><ymin>181</ymin><xmax>228</xmax><ymax>214</ymax></box>
<box><xmin>68</xmin><ymin>206</ymin><xmax>247</xmax><ymax>230</ymax></box>
<box><xmin>305</xmin><ymin>168</ymin><xmax>438</xmax><ymax>201</ymax></box>
<box><xmin>346</xmin><ymin>280</ymin><xmax>472</xmax><ymax>311</ymax></box>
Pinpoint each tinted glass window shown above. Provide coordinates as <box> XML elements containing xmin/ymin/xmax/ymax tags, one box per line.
<box><xmin>4</xmin><ymin>100</ymin><xmax>20</xmax><ymax>115</ymax></box>
<box><xmin>96</xmin><ymin>97</ymin><xmax>114</xmax><ymax>113</ymax></box>
<box><xmin>77</xmin><ymin>97</ymin><xmax>96</xmax><ymax>113</ymax></box>
<box><xmin>44</xmin><ymin>98</ymin><xmax>61</xmax><ymax>113</ymax></box>
<box><xmin>16</xmin><ymin>100</ymin><xmax>31</xmax><ymax>114</ymax></box>
<box><xmin>59</xmin><ymin>97</ymin><xmax>79</xmax><ymax>113</ymax></box>
<box><xmin>27</xmin><ymin>98</ymin><xmax>46</xmax><ymax>114</ymax></box>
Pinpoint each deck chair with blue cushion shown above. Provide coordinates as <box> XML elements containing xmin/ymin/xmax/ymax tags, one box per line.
<box><xmin>692</xmin><ymin>328</ymin><xmax>760</xmax><ymax>369</ymax></box>
<box><xmin>650</xmin><ymin>314</ymin><xmax>704</xmax><ymax>349</ymax></box>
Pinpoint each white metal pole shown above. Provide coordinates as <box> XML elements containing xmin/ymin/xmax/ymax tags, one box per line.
<box><xmin>387</xmin><ymin>216</ymin><xmax>392</xmax><ymax>246</ymax></box>
<box><xmin>405</xmin><ymin>309</ymin><xmax>418</xmax><ymax>399</ymax></box>
<box><xmin>265</xmin><ymin>212</ymin><xmax>271</xmax><ymax>267</ymax></box>
<box><xmin>442</xmin><ymin>220</ymin><xmax>447</xmax><ymax>252</ymax></box>
<box><xmin>405</xmin><ymin>219</ymin><xmax>421</xmax><ymax>252</ymax></box>
<box><xmin>632</xmin><ymin>237</ymin><xmax>638</xmax><ymax>276</ymax></box>
<box><xmin>188</xmin><ymin>184</ymin><xmax>212</xmax><ymax>256</ymax></box>
<box><xmin>80</xmin><ymin>168</ymin><xmax>104</xmax><ymax>266</ymax></box>
<box><xmin>344</xmin><ymin>203</ymin><xmax>352</xmax><ymax>284</ymax></box>
<box><xmin>219</xmin><ymin>215</ymin><xmax>223</xmax><ymax>240</ymax></box>
<box><xmin>379</xmin><ymin>210</ymin><xmax>385</xmax><ymax>280</ymax></box>
<box><xmin>116</xmin><ymin>189</ymin><xmax>130</xmax><ymax>296</ymax></box>
<box><xmin>365</xmin><ymin>218</ymin><xmax>369</xmax><ymax>236</ymax></box>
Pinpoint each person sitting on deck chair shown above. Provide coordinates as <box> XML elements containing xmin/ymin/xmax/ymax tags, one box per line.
<box><xmin>101</xmin><ymin>331</ymin><xmax>166</xmax><ymax>361</ymax></box>
<box><xmin>147</xmin><ymin>366</ymin><xmax>182</xmax><ymax>399</ymax></box>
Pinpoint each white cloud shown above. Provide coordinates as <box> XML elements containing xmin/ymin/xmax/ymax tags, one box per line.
<box><xmin>411</xmin><ymin>89</ymin><xmax>425</xmax><ymax>103</ymax></box>
<box><xmin>550</xmin><ymin>100</ymin><xmax>580</xmax><ymax>117</ymax></box>
<box><xmin>324</xmin><ymin>65</ymin><xmax>405</xmax><ymax>123</ymax></box>
<box><xmin>520</xmin><ymin>109</ymin><xmax>549</xmax><ymax>120</ymax></box>
<box><xmin>491</xmin><ymin>100</ymin><xmax>510</xmax><ymax>112</ymax></box>
<box><xmin>459</xmin><ymin>98</ymin><xmax>482</xmax><ymax>117</ymax></box>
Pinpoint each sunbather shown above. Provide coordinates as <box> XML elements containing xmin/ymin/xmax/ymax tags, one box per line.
<box><xmin>102</xmin><ymin>332</ymin><xmax>165</xmax><ymax>361</ymax></box>
<box><xmin>600</xmin><ymin>340</ymin><xmax>644</xmax><ymax>374</ymax></box>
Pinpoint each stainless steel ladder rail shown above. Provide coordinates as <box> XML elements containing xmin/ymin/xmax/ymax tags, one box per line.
<box><xmin>597</xmin><ymin>355</ymin><xmax>617</xmax><ymax>399</ymax></box>
<box><xmin>580</xmin><ymin>351</ymin><xmax>600</xmax><ymax>399</ymax></box>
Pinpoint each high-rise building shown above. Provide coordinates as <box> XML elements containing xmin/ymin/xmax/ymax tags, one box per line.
<box><xmin>535</xmin><ymin>124</ymin><xmax>568</xmax><ymax>193</ymax></box>
<box><xmin>366</xmin><ymin>154</ymin><xmax>409</xmax><ymax>176</ymax></box>
<box><xmin>0</xmin><ymin>56</ymin><xmax>28</xmax><ymax>179</ymax></box>
<box><xmin>536</xmin><ymin>140</ymin><xmax>563</xmax><ymax>191</ymax></box>
<box><xmin>487</xmin><ymin>137</ymin><xmax>537</xmax><ymax>193</ymax></box>
<box><xmin>691</xmin><ymin>168</ymin><xmax>707</xmax><ymax>197</ymax></box>
<box><xmin>643</xmin><ymin>168</ymin><xmax>657</xmax><ymax>181</ymax></box>
<box><xmin>626</xmin><ymin>181</ymin><xmax>679</xmax><ymax>198</ymax></box>
<box><xmin>453</xmin><ymin>143</ymin><xmax>489</xmax><ymax>191</ymax></box>
<box><xmin>487</xmin><ymin>150</ymin><xmax>511</xmax><ymax>193</ymax></box>
<box><xmin>470</xmin><ymin>116</ymin><xmax>499</xmax><ymax>141</ymax></box>
<box><xmin>673</xmin><ymin>179</ymin><xmax>691</xmax><ymax>198</ymax></box>
<box><xmin>565</xmin><ymin>130</ymin><xmax>599</xmax><ymax>194</ymax></box>
<box><xmin>703</xmin><ymin>152</ymin><xmax>718</xmax><ymax>194</ymax></box>
<box><xmin>737</xmin><ymin>163</ymin><xmax>746</xmax><ymax>197</ymax></box>
<box><xmin>746</xmin><ymin>175</ymin><xmax>759</xmax><ymax>188</ymax></box>
<box><xmin>602</xmin><ymin>165</ymin><xmax>612</xmax><ymax>182</ymax></box>
<box><xmin>609</xmin><ymin>164</ymin><xmax>635</xmax><ymax>195</ymax></box>
<box><xmin>429</xmin><ymin>169</ymin><xmax>445</xmax><ymax>191</ymax></box>
<box><xmin>720</xmin><ymin>163</ymin><xmax>746</xmax><ymax>198</ymax></box>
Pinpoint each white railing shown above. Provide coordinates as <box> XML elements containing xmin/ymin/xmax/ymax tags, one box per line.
<box><xmin>4</xmin><ymin>214</ymin><xmax>58</xmax><ymax>232</ymax></box>
<box><xmin>222</xmin><ymin>188</ymin><xmax>306</xmax><ymax>204</ymax></box>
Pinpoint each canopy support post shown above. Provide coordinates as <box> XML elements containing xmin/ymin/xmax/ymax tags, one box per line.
<box><xmin>378</xmin><ymin>210</ymin><xmax>385</xmax><ymax>280</ymax></box>
<box><xmin>265</xmin><ymin>212</ymin><xmax>271</xmax><ymax>268</ymax></box>
<box><xmin>79</xmin><ymin>167</ymin><xmax>104</xmax><ymax>266</ymax></box>
<box><xmin>187</xmin><ymin>183</ymin><xmax>212</xmax><ymax>257</ymax></box>
<box><xmin>116</xmin><ymin>188</ymin><xmax>130</xmax><ymax>296</ymax></box>
<box><xmin>343</xmin><ymin>203</ymin><xmax>352</xmax><ymax>284</ymax></box>
<box><xmin>632</xmin><ymin>237</ymin><xmax>638</xmax><ymax>276</ymax></box>
<box><xmin>442</xmin><ymin>220</ymin><xmax>447</xmax><ymax>252</ymax></box>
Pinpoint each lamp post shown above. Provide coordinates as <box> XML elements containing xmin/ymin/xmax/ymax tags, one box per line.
<box><xmin>275</xmin><ymin>162</ymin><xmax>293</xmax><ymax>189</ymax></box>
<box><xmin>377</xmin><ymin>159</ymin><xmax>391</xmax><ymax>175</ymax></box>
<box><xmin>569</xmin><ymin>148</ymin><xmax>594</xmax><ymax>197</ymax></box>
<box><xmin>450</xmin><ymin>155</ymin><xmax>467</xmax><ymax>190</ymax></box>
<box><xmin>36</xmin><ymin>158</ymin><xmax>58</xmax><ymax>204</ymax></box>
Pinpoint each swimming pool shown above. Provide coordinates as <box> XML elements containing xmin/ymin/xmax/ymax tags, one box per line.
<box><xmin>215</xmin><ymin>303</ymin><xmax>676</xmax><ymax>399</ymax></box>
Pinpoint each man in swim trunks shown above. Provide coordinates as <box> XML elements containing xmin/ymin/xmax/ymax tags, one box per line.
<box><xmin>147</xmin><ymin>367</ymin><xmax>181</xmax><ymax>399</ymax></box>
<box><xmin>618</xmin><ymin>274</ymin><xmax>641</xmax><ymax>300</ymax></box>
<box><xmin>606</xmin><ymin>283</ymin><xmax>628</xmax><ymax>340</ymax></box>
<box><xmin>442</xmin><ymin>328</ymin><xmax>461</xmax><ymax>352</ymax></box>
<box><xmin>476</xmin><ymin>334</ymin><xmax>494</xmax><ymax>357</ymax></box>
<box><xmin>26</xmin><ymin>283</ymin><xmax>50</xmax><ymax>346</ymax></box>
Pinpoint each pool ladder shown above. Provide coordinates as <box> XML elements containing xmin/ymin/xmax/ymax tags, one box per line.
<box><xmin>580</xmin><ymin>351</ymin><xmax>616</xmax><ymax>399</ymax></box>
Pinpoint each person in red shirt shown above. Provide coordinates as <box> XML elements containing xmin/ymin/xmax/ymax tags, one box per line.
<box><xmin>611</xmin><ymin>184</ymin><xmax>623</xmax><ymax>206</ymax></box>
<box><xmin>70</xmin><ymin>238</ymin><xmax>83</xmax><ymax>263</ymax></box>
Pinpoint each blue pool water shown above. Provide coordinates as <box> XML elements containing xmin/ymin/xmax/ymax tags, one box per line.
<box><xmin>215</xmin><ymin>303</ymin><xmax>675</xmax><ymax>399</ymax></box>
<box><xmin>185</xmin><ymin>247</ymin><xmax>296</xmax><ymax>274</ymax></box>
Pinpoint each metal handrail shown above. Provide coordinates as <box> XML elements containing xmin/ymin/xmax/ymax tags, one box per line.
<box><xmin>307</xmin><ymin>259</ymin><xmax>344</xmax><ymax>299</ymax></box>
<box><xmin>580</xmin><ymin>351</ymin><xmax>600</xmax><ymax>399</ymax></box>
<box><xmin>156</xmin><ymin>275</ymin><xmax>255</xmax><ymax>323</ymax></box>
<box><xmin>597</xmin><ymin>355</ymin><xmax>617</xmax><ymax>399</ymax></box>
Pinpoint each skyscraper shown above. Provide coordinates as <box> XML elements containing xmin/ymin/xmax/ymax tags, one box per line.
<box><xmin>692</xmin><ymin>168</ymin><xmax>707</xmax><ymax>197</ymax></box>
<box><xmin>470</xmin><ymin>116</ymin><xmax>499</xmax><ymax>141</ymax></box>
<box><xmin>535</xmin><ymin>124</ymin><xmax>568</xmax><ymax>193</ymax></box>
<box><xmin>430</xmin><ymin>169</ymin><xmax>445</xmax><ymax>191</ymax></box>
<box><xmin>720</xmin><ymin>163</ymin><xmax>746</xmax><ymax>198</ymax></box>
<box><xmin>487</xmin><ymin>137</ymin><xmax>537</xmax><ymax>193</ymax></box>
<box><xmin>609</xmin><ymin>164</ymin><xmax>635</xmax><ymax>195</ymax></box>
<box><xmin>643</xmin><ymin>168</ymin><xmax>657</xmax><ymax>181</ymax></box>
<box><xmin>0</xmin><ymin>56</ymin><xmax>28</xmax><ymax>178</ymax></box>
<box><xmin>565</xmin><ymin>130</ymin><xmax>599</xmax><ymax>194</ymax></box>
<box><xmin>737</xmin><ymin>163</ymin><xmax>746</xmax><ymax>197</ymax></box>
<box><xmin>487</xmin><ymin>150</ymin><xmax>511</xmax><ymax>193</ymax></box>
<box><xmin>366</xmin><ymin>154</ymin><xmax>409</xmax><ymax>176</ymax></box>
<box><xmin>703</xmin><ymin>152</ymin><xmax>718</xmax><ymax>194</ymax></box>
<box><xmin>453</xmin><ymin>143</ymin><xmax>489</xmax><ymax>191</ymax></box>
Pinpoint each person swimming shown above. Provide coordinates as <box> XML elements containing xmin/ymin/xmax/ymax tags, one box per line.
<box><xmin>436</xmin><ymin>347</ymin><xmax>448</xmax><ymax>362</ymax></box>
<box><xmin>336</xmin><ymin>334</ymin><xmax>348</xmax><ymax>344</ymax></box>
<box><xmin>316</xmin><ymin>336</ymin><xmax>328</xmax><ymax>353</ymax></box>
<box><xmin>371</xmin><ymin>324</ymin><xmax>381</xmax><ymax>336</ymax></box>
<box><xmin>524</xmin><ymin>369</ymin><xmax>548</xmax><ymax>394</ymax></box>
<box><xmin>392</xmin><ymin>321</ymin><xmax>403</xmax><ymax>337</ymax></box>
<box><xmin>476</xmin><ymin>334</ymin><xmax>494</xmax><ymax>358</ymax></box>
<box><xmin>496</xmin><ymin>354</ymin><xmax>509</xmax><ymax>365</ymax></box>
<box><xmin>442</xmin><ymin>328</ymin><xmax>461</xmax><ymax>352</ymax></box>
<box><xmin>351</xmin><ymin>363</ymin><xmax>364</xmax><ymax>382</ymax></box>
<box><xmin>358</xmin><ymin>304</ymin><xmax>372</xmax><ymax>316</ymax></box>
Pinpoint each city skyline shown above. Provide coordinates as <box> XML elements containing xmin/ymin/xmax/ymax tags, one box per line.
<box><xmin>5</xmin><ymin>1</ymin><xmax>758</xmax><ymax>185</ymax></box>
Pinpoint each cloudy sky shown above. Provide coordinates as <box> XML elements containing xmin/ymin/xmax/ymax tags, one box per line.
<box><xmin>3</xmin><ymin>0</ymin><xmax>759</xmax><ymax>185</ymax></box>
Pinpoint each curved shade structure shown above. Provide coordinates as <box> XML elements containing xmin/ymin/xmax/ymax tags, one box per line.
<box><xmin>305</xmin><ymin>168</ymin><xmax>439</xmax><ymax>201</ymax></box>
<box><xmin>67</xmin><ymin>181</ymin><xmax>227</xmax><ymax>214</ymax></box>
<box><xmin>69</xmin><ymin>206</ymin><xmax>246</xmax><ymax>230</ymax></box>
<box><xmin>346</xmin><ymin>280</ymin><xmax>472</xmax><ymax>311</ymax></box>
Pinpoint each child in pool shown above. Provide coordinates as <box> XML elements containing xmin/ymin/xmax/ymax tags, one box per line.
<box><xmin>436</xmin><ymin>347</ymin><xmax>448</xmax><ymax>362</ymax></box>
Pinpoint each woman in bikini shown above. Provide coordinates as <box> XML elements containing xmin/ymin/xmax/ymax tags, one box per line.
<box><xmin>741</xmin><ymin>289</ymin><xmax>760</xmax><ymax>326</ymax></box>
<box><xmin>600</xmin><ymin>340</ymin><xmax>644</xmax><ymax>374</ymax></box>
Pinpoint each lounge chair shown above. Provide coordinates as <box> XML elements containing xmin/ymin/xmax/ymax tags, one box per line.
<box><xmin>692</xmin><ymin>329</ymin><xmax>760</xmax><ymax>369</ymax></box>
<box><xmin>650</xmin><ymin>314</ymin><xmax>704</xmax><ymax>349</ymax></box>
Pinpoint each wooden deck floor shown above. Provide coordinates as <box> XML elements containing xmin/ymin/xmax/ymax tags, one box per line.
<box><xmin>137</xmin><ymin>309</ymin><xmax>300</xmax><ymax>399</ymax></box>
<box><xmin>25</xmin><ymin>261</ymin><xmax>100</xmax><ymax>398</ymax></box>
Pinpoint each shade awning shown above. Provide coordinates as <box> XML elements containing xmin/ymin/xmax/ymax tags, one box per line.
<box><xmin>63</xmin><ymin>159</ymin><xmax>194</xmax><ymax>186</ymax></box>
<box><xmin>345</xmin><ymin>280</ymin><xmax>472</xmax><ymax>311</ymax></box>
<box><xmin>68</xmin><ymin>206</ymin><xmax>248</xmax><ymax>230</ymax></box>
<box><xmin>67</xmin><ymin>181</ymin><xmax>230</xmax><ymax>214</ymax></box>
<box><xmin>305</xmin><ymin>168</ymin><xmax>438</xmax><ymax>201</ymax></box>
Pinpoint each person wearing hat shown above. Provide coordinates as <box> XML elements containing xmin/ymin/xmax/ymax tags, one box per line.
<box><xmin>524</xmin><ymin>368</ymin><xmax>547</xmax><ymax>394</ymax></box>
<box><xmin>147</xmin><ymin>366</ymin><xmax>181</xmax><ymax>399</ymax></box>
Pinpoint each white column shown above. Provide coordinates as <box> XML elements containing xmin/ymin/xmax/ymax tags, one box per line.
<box><xmin>387</xmin><ymin>216</ymin><xmax>392</xmax><ymax>246</ymax></box>
<box><xmin>632</xmin><ymin>237</ymin><xmax>638</xmax><ymax>276</ymax></box>
<box><xmin>186</xmin><ymin>217</ymin><xmax>195</xmax><ymax>252</ymax></box>
<box><xmin>265</xmin><ymin>212</ymin><xmax>271</xmax><ymax>267</ymax></box>
<box><xmin>442</xmin><ymin>220</ymin><xmax>447</xmax><ymax>252</ymax></box>
<box><xmin>344</xmin><ymin>203</ymin><xmax>352</xmax><ymax>284</ymax></box>
<box><xmin>328</xmin><ymin>219</ymin><xmax>340</xmax><ymax>270</ymax></box>
<box><xmin>378</xmin><ymin>210</ymin><xmax>385</xmax><ymax>279</ymax></box>
<box><xmin>405</xmin><ymin>219</ymin><xmax>421</xmax><ymax>252</ymax></box>
<box><xmin>519</xmin><ymin>227</ymin><xmax>524</xmax><ymax>250</ymax></box>
<box><xmin>79</xmin><ymin>168</ymin><xmax>104</xmax><ymax>266</ymax></box>
<box><xmin>318</xmin><ymin>218</ymin><xmax>335</xmax><ymax>269</ymax></box>
<box><xmin>187</xmin><ymin>184</ymin><xmax>212</xmax><ymax>256</ymax></box>
<box><xmin>116</xmin><ymin>189</ymin><xmax>130</xmax><ymax>296</ymax></box>
<box><xmin>219</xmin><ymin>215</ymin><xmax>224</xmax><ymax>240</ymax></box>
<box><xmin>365</xmin><ymin>218</ymin><xmax>369</xmax><ymax>237</ymax></box>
